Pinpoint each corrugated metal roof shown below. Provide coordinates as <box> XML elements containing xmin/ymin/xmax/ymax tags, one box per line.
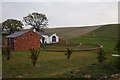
<box><xmin>5</xmin><ymin>30</ymin><xmax>29</xmax><ymax>38</ymax></box>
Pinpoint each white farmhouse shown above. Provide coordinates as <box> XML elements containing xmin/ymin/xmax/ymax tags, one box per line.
<box><xmin>35</xmin><ymin>31</ymin><xmax>59</xmax><ymax>44</ymax></box>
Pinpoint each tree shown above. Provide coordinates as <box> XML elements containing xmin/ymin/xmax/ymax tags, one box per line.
<box><xmin>2</xmin><ymin>19</ymin><xmax>23</xmax><ymax>34</ymax></box>
<box><xmin>97</xmin><ymin>49</ymin><xmax>106</xmax><ymax>62</ymax></box>
<box><xmin>2</xmin><ymin>46</ymin><xmax>6</xmax><ymax>55</ymax></box>
<box><xmin>29</xmin><ymin>48</ymin><xmax>40</xmax><ymax>67</ymax></box>
<box><xmin>23</xmin><ymin>12</ymin><xmax>48</xmax><ymax>32</ymax></box>
<box><xmin>6</xmin><ymin>47</ymin><xmax>11</xmax><ymax>60</ymax></box>
<box><xmin>65</xmin><ymin>48</ymin><xmax>72</xmax><ymax>60</ymax></box>
<box><xmin>2</xmin><ymin>47</ymin><xmax>11</xmax><ymax>60</ymax></box>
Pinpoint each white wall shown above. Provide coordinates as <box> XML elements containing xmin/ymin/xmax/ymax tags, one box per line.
<box><xmin>40</xmin><ymin>33</ymin><xmax>59</xmax><ymax>44</ymax></box>
<box><xmin>42</xmin><ymin>35</ymin><xmax>50</xmax><ymax>43</ymax></box>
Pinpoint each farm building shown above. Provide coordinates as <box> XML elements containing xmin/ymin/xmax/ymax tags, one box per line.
<box><xmin>34</xmin><ymin>30</ymin><xmax>59</xmax><ymax>44</ymax></box>
<box><xmin>4</xmin><ymin>30</ymin><xmax>41</xmax><ymax>51</ymax></box>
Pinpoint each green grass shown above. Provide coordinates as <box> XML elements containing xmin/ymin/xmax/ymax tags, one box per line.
<box><xmin>3</xmin><ymin>50</ymin><xmax>119</xmax><ymax>78</ymax></box>
<box><xmin>68</xmin><ymin>24</ymin><xmax>118</xmax><ymax>53</ymax></box>
<box><xmin>2</xmin><ymin>50</ymin><xmax>119</xmax><ymax>78</ymax></box>
<box><xmin>2</xmin><ymin>24</ymin><xmax>120</xmax><ymax>78</ymax></box>
<box><xmin>2</xmin><ymin>51</ymin><xmax>95</xmax><ymax>78</ymax></box>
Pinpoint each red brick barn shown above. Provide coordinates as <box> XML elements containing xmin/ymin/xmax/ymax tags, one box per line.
<box><xmin>4</xmin><ymin>30</ymin><xmax>41</xmax><ymax>51</ymax></box>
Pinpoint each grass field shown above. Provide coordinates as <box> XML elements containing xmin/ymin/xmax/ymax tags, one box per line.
<box><xmin>2</xmin><ymin>24</ymin><xmax>120</xmax><ymax>78</ymax></box>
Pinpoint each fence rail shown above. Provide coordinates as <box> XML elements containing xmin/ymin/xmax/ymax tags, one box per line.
<box><xmin>46</xmin><ymin>43</ymin><xmax>103</xmax><ymax>52</ymax></box>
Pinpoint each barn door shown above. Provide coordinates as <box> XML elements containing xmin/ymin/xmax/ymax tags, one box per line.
<box><xmin>11</xmin><ymin>39</ymin><xmax>14</xmax><ymax>51</ymax></box>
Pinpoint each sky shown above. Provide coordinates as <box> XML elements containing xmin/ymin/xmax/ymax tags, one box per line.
<box><xmin>1</xmin><ymin>1</ymin><xmax>118</xmax><ymax>28</ymax></box>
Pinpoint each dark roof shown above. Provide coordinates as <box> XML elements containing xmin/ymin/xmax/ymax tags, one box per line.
<box><xmin>43</xmin><ymin>33</ymin><xmax>54</xmax><ymax>37</ymax></box>
<box><xmin>35</xmin><ymin>31</ymin><xmax>43</xmax><ymax>36</ymax></box>
<box><xmin>35</xmin><ymin>31</ymin><xmax>54</xmax><ymax>37</ymax></box>
<box><xmin>34</xmin><ymin>31</ymin><xmax>44</xmax><ymax>39</ymax></box>
<box><xmin>5</xmin><ymin>31</ymin><xmax>29</xmax><ymax>38</ymax></box>
<box><xmin>5</xmin><ymin>30</ymin><xmax>51</xmax><ymax>39</ymax></box>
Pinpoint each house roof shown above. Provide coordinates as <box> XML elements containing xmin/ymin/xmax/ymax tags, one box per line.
<box><xmin>5</xmin><ymin>30</ymin><xmax>29</xmax><ymax>38</ymax></box>
<box><xmin>35</xmin><ymin>31</ymin><xmax>43</xmax><ymax>36</ymax></box>
<box><xmin>43</xmin><ymin>33</ymin><xmax>54</xmax><ymax>37</ymax></box>
<box><xmin>35</xmin><ymin>31</ymin><xmax>54</xmax><ymax>37</ymax></box>
<box><xmin>5</xmin><ymin>30</ymin><xmax>55</xmax><ymax>38</ymax></box>
<box><xmin>34</xmin><ymin>31</ymin><xmax>44</xmax><ymax>39</ymax></box>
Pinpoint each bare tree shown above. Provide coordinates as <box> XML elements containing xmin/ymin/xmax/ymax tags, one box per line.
<box><xmin>65</xmin><ymin>48</ymin><xmax>72</xmax><ymax>60</ymax></box>
<box><xmin>29</xmin><ymin>48</ymin><xmax>40</xmax><ymax>67</ymax></box>
<box><xmin>97</xmin><ymin>49</ymin><xmax>106</xmax><ymax>62</ymax></box>
<box><xmin>2</xmin><ymin>47</ymin><xmax>11</xmax><ymax>60</ymax></box>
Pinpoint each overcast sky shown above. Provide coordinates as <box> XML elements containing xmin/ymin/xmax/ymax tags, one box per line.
<box><xmin>1</xmin><ymin>2</ymin><xmax>118</xmax><ymax>28</ymax></box>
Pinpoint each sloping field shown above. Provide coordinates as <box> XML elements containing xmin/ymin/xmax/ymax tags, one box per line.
<box><xmin>44</xmin><ymin>26</ymin><xmax>101</xmax><ymax>39</ymax></box>
<box><xmin>87</xmin><ymin>24</ymin><xmax>118</xmax><ymax>39</ymax></box>
<box><xmin>69</xmin><ymin>24</ymin><xmax>118</xmax><ymax>42</ymax></box>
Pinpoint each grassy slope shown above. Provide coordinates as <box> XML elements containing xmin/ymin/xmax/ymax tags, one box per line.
<box><xmin>69</xmin><ymin>24</ymin><xmax>118</xmax><ymax>42</ymax></box>
<box><xmin>2</xmin><ymin>51</ymin><xmax>98</xmax><ymax>78</ymax></box>
<box><xmin>54</xmin><ymin>24</ymin><xmax>119</xmax><ymax>78</ymax></box>
<box><xmin>2</xmin><ymin>24</ymin><xmax>120</xmax><ymax>78</ymax></box>
<box><xmin>44</xmin><ymin>26</ymin><xmax>101</xmax><ymax>39</ymax></box>
<box><xmin>69</xmin><ymin>24</ymin><xmax>118</xmax><ymax>53</ymax></box>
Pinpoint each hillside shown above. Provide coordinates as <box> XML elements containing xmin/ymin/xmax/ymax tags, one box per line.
<box><xmin>88</xmin><ymin>24</ymin><xmax>118</xmax><ymax>38</ymax></box>
<box><xmin>69</xmin><ymin>24</ymin><xmax>118</xmax><ymax>45</ymax></box>
<box><xmin>44</xmin><ymin>26</ymin><xmax>101</xmax><ymax>39</ymax></box>
<box><xmin>44</xmin><ymin>24</ymin><xmax>118</xmax><ymax>40</ymax></box>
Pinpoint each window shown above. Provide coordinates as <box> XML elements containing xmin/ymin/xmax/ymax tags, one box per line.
<box><xmin>52</xmin><ymin>36</ymin><xmax>56</xmax><ymax>42</ymax></box>
<box><xmin>30</xmin><ymin>34</ymin><xmax>32</xmax><ymax>36</ymax></box>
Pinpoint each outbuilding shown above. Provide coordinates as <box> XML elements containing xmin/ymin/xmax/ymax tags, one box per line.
<box><xmin>35</xmin><ymin>31</ymin><xmax>59</xmax><ymax>44</ymax></box>
<box><xmin>4</xmin><ymin>30</ymin><xmax>41</xmax><ymax>51</ymax></box>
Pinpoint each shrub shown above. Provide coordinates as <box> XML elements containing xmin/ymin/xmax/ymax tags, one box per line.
<box><xmin>116</xmin><ymin>58</ymin><xmax>120</xmax><ymax>70</ymax></box>
<box><xmin>114</xmin><ymin>40</ymin><xmax>120</xmax><ymax>70</ymax></box>
<box><xmin>64</xmin><ymin>48</ymin><xmax>72</xmax><ymax>60</ymax></box>
<box><xmin>2</xmin><ymin>47</ymin><xmax>7</xmax><ymax>55</ymax></box>
<box><xmin>2</xmin><ymin>47</ymin><xmax>11</xmax><ymax>60</ymax></box>
<box><xmin>114</xmin><ymin>40</ymin><xmax>120</xmax><ymax>54</ymax></box>
<box><xmin>6</xmin><ymin>47</ymin><xmax>11</xmax><ymax>60</ymax></box>
<box><xmin>97</xmin><ymin>49</ymin><xmax>106</xmax><ymax>62</ymax></box>
<box><xmin>29</xmin><ymin>48</ymin><xmax>40</xmax><ymax>67</ymax></box>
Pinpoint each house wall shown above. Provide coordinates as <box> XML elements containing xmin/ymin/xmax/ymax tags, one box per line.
<box><xmin>40</xmin><ymin>33</ymin><xmax>59</xmax><ymax>44</ymax></box>
<box><xmin>4</xmin><ymin>31</ymin><xmax>41</xmax><ymax>51</ymax></box>
<box><xmin>42</xmin><ymin>35</ymin><xmax>50</xmax><ymax>43</ymax></box>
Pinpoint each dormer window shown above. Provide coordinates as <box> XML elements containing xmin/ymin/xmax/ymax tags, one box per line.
<box><xmin>52</xmin><ymin>36</ymin><xmax>56</xmax><ymax>42</ymax></box>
